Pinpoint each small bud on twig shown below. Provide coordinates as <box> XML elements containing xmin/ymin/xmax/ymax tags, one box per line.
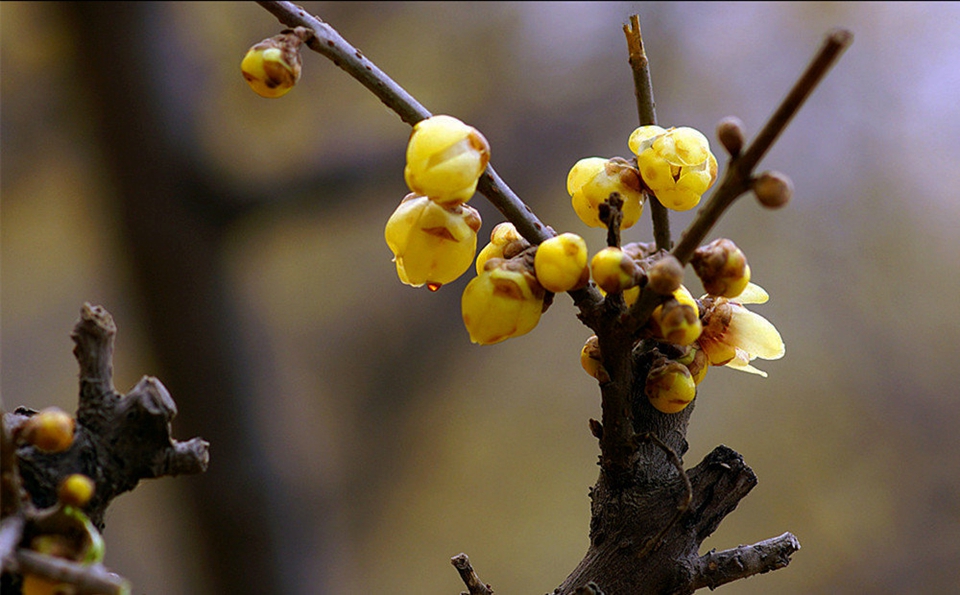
<box><xmin>752</xmin><ymin>171</ymin><xmax>794</xmax><ymax>209</ymax></box>
<box><xmin>646</xmin><ymin>254</ymin><xmax>684</xmax><ymax>296</ymax></box>
<box><xmin>716</xmin><ymin>116</ymin><xmax>746</xmax><ymax>157</ymax></box>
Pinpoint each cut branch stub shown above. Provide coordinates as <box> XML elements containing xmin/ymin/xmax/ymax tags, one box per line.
<box><xmin>12</xmin><ymin>304</ymin><xmax>209</xmax><ymax>529</ymax></box>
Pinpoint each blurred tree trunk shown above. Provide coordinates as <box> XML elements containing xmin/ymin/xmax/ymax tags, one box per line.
<box><xmin>65</xmin><ymin>2</ymin><xmax>299</xmax><ymax>592</ymax></box>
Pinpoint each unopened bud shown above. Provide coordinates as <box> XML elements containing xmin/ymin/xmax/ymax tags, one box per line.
<box><xmin>752</xmin><ymin>170</ymin><xmax>793</xmax><ymax>209</ymax></box>
<box><xmin>645</xmin><ymin>360</ymin><xmax>696</xmax><ymax>414</ymax></box>
<box><xmin>691</xmin><ymin>238</ymin><xmax>750</xmax><ymax>298</ymax></box>
<box><xmin>646</xmin><ymin>254</ymin><xmax>684</xmax><ymax>296</ymax></box>
<box><xmin>59</xmin><ymin>474</ymin><xmax>96</xmax><ymax>508</ymax></box>
<box><xmin>590</xmin><ymin>247</ymin><xmax>641</xmax><ymax>294</ymax></box>
<box><xmin>716</xmin><ymin>116</ymin><xmax>745</xmax><ymax>157</ymax></box>
<box><xmin>21</xmin><ymin>407</ymin><xmax>75</xmax><ymax>453</ymax></box>
<box><xmin>580</xmin><ymin>335</ymin><xmax>609</xmax><ymax>383</ymax></box>
<box><xmin>241</xmin><ymin>27</ymin><xmax>310</xmax><ymax>98</ymax></box>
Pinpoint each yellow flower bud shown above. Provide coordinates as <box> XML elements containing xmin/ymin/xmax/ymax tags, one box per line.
<box><xmin>475</xmin><ymin>222</ymin><xmax>528</xmax><ymax>274</ymax></box>
<box><xmin>21</xmin><ymin>407</ymin><xmax>75</xmax><ymax>453</ymax></box>
<box><xmin>384</xmin><ymin>193</ymin><xmax>481</xmax><ymax>289</ymax></box>
<box><xmin>534</xmin><ymin>233</ymin><xmax>590</xmax><ymax>293</ymax></box>
<box><xmin>692</xmin><ymin>238</ymin><xmax>751</xmax><ymax>298</ymax></box>
<box><xmin>676</xmin><ymin>344</ymin><xmax>709</xmax><ymax>385</ymax></box>
<box><xmin>650</xmin><ymin>285</ymin><xmax>701</xmax><ymax>345</ymax></box>
<box><xmin>632</xmin><ymin>126</ymin><xmax>718</xmax><ymax>211</ymax></box>
<box><xmin>461</xmin><ymin>261</ymin><xmax>544</xmax><ymax>345</ymax></box>
<box><xmin>627</xmin><ymin>125</ymin><xmax>668</xmax><ymax>156</ymax></box>
<box><xmin>567</xmin><ymin>157</ymin><xmax>645</xmax><ymax>229</ymax></box>
<box><xmin>58</xmin><ymin>474</ymin><xmax>96</xmax><ymax>508</ymax></box>
<box><xmin>645</xmin><ymin>360</ymin><xmax>696</xmax><ymax>414</ymax></box>
<box><xmin>404</xmin><ymin>115</ymin><xmax>490</xmax><ymax>205</ymax></box>
<box><xmin>656</xmin><ymin>302</ymin><xmax>703</xmax><ymax>346</ymax></box>
<box><xmin>590</xmin><ymin>247</ymin><xmax>640</xmax><ymax>294</ymax></box>
<box><xmin>579</xmin><ymin>335</ymin><xmax>609</xmax><ymax>382</ymax></box>
<box><xmin>241</xmin><ymin>29</ymin><xmax>307</xmax><ymax>98</ymax></box>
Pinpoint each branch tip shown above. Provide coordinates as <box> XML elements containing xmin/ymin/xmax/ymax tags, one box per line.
<box><xmin>451</xmin><ymin>553</ymin><xmax>494</xmax><ymax>595</ymax></box>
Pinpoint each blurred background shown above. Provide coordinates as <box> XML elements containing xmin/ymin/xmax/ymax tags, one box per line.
<box><xmin>2</xmin><ymin>2</ymin><xmax>959</xmax><ymax>593</ymax></box>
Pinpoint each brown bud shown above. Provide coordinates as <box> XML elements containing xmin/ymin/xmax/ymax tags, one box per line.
<box><xmin>691</xmin><ymin>238</ymin><xmax>750</xmax><ymax>298</ymax></box>
<box><xmin>752</xmin><ymin>171</ymin><xmax>793</xmax><ymax>209</ymax></box>
<box><xmin>646</xmin><ymin>254</ymin><xmax>684</xmax><ymax>296</ymax></box>
<box><xmin>716</xmin><ymin>116</ymin><xmax>745</xmax><ymax>157</ymax></box>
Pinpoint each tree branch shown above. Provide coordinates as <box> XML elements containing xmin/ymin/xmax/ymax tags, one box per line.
<box><xmin>690</xmin><ymin>532</ymin><xmax>801</xmax><ymax>591</ymax></box>
<box><xmin>623</xmin><ymin>15</ymin><xmax>671</xmax><ymax>252</ymax></box>
<box><xmin>14</xmin><ymin>305</ymin><xmax>209</xmax><ymax>529</ymax></box>
<box><xmin>671</xmin><ymin>28</ymin><xmax>852</xmax><ymax>265</ymax></box>
<box><xmin>256</xmin><ymin>1</ymin><xmax>555</xmax><ymax>247</ymax></box>
<box><xmin>14</xmin><ymin>549</ymin><xmax>130</xmax><ymax>595</ymax></box>
<box><xmin>451</xmin><ymin>553</ymin><xmax>494</xmax><ymax>595</ymax></box>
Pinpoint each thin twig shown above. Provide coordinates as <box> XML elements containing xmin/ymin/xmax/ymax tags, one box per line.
<box><xmin>624</xmin><ymin>15</ymin><xmax>671</xmax><ymax>252</ymax></box>
<box><xmin>14</xmin><ymin>549</ymin><xmax>130</xmax><ymax>595</ymax></box>
<box><xmin>599</xmin><ymin>194</ymin><xmax>624</xmax><ymax>248</ymax></box>
<box><xmin>671</xmin><ymin>28</ymin><xmax>853</xmax><ymax>265</ymax></box>
<box><xmin>255</xmin><ymin>1</ymin><xmax>554</xmax><ymax>247</ymax></box>
<box><xmin>691</xmin><ymin>532</ymin><xmax>801</xmax><ymax>590</ymax></box>
<box><xmin>0</xmin><ymin>515</ymin><xmax>25</xmax><ymax>572</ymax></box>
<box><xmin>636</xmin><ymin>432</ymin><xmax>692</xmax><ymax>558</ymax></box>
<box><xmin>451</xmin><ymin>553</ymin><xmax>495</xmax><ymax>595</ymax></box>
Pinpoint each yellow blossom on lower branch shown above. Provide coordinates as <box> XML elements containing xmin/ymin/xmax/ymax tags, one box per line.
<box><xmin>697</xmin><ymin>283</ymin><xmax>785</xmax><ymax>377</ymax></box>
<box><xmin>461</xmin><ymin>259</ymin><xmax>545</xmax><ymax>345</ymax></box>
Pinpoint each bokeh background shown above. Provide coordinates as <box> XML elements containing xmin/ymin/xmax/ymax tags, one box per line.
<box><xmin>3</xmin><ymin>2</ymin><xmax>959</xmax><ymax>594</ymax></box>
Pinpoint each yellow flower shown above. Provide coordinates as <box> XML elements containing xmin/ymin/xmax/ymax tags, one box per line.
<box><xmin>384</xmin><ymin>193</ymin><xmax>481</xmax><ymax>289</ymax></box>
<box><xmin>404</xmin><ymin>115</ymin><xmax>490</xmax><ymax>205</ymax></box>
<box><xmin>697</xmin><ymin>283</ymin><xmax>784</xmax><ymax>377</ymax></box>
<box><xmin>630</xmin><ymin>126</ymin><xmax>718</xmax><ymax>211</ymax></box>
<box><xmin>534</xmin><ymin>233</ymin><xmax>590</xmax><ymax>293</ymax></box>
<box><xmin>475</xmin><ymin>222</ymin><xmax>528</xmax><ymax>274</ymax></box>
<box><xmin>461</xmin><ymin>260</ymin><xmax>544</xmax><ymax>345</ymax></box>
<box><xmin>241</xmin><ymin>32</ymin><xmax>304</xmax><ymax>98</ymax></box>
<box><xmin>567</xmin><ymin>157</ymin><xmax>645</xmax><ymax>229</ymax></box>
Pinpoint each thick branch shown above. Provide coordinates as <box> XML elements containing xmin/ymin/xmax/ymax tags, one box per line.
<box><xmin>686</xmin><ymin>445</ymin><xmax>758</xmax><ymax>542</ymax></box>
<box><xmin>14</xmin><ymin>306</ymin><xmax>209</xmax><ymax>529</ymax></box>
<box><xmin>690</xmin><ymin>532</ymin><xmax>801</xmax><ymax>591</ymax></box>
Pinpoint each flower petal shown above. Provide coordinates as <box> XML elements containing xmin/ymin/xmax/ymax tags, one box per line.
<box><xmin>727</xmin><ymin>304</ymin><xmax>785</xmax><ymax>360</ymax></box>
<box><xmin>737</xmin><ymin>282</ymin><xmax>769</xmax><ymax>304</ymax></box>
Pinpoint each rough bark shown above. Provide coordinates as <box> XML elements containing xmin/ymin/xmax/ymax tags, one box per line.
<box><xmin>10</xmin><ymin>304</ymin><xmax>209</xmax><ymax>530</ymax></box>
<box><xmin>2</xmin><ymin>304</ymin><xmax>208</xmax><ymax>594</ymax></box>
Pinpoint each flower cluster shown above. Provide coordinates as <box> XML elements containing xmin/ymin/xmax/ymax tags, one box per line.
<box><xmin>385</xmin><ymin>115</ymin><xmax>490</xmax><ymax>290</ymax></box>
<box><xmin>557</xmin><ymin>123</ymin><xmax>782</xmax><ymax>413</ymax></box>
<box><xmin>380</xmin><ymin>116</ymin><xmax>784</xmax><ymax>384</ymax></box>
